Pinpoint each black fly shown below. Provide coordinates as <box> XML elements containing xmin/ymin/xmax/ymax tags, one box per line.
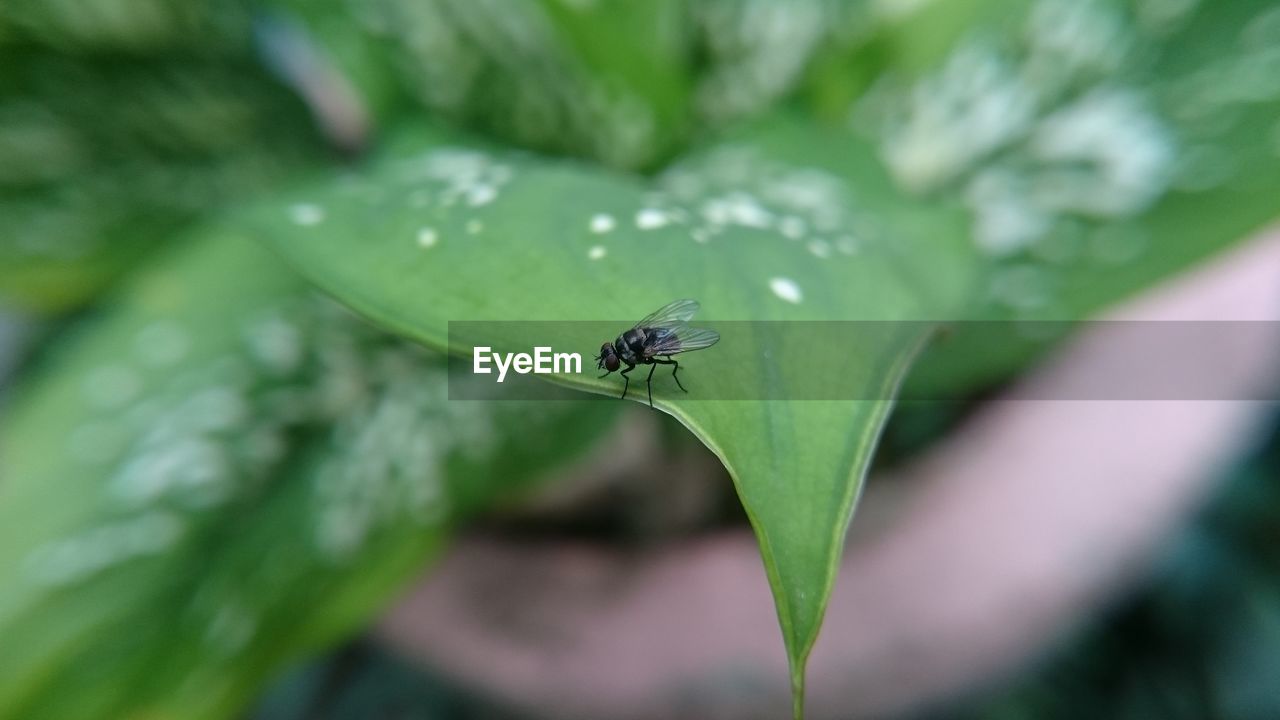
<box><xmin>595</xmin><ymin>299</ymin><xmax>720</xmax><ymax>408</ymax></box>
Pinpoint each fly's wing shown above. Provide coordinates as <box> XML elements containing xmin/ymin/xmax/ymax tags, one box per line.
<box><xmin>643</xmin><ymin>327</ymin><xmax>720</xmax><ymax>357</ymax></box>
<box><xmin>633</xmin><ymin>299</ymin><xmax>699</xmax><ymax>330</ymax></box>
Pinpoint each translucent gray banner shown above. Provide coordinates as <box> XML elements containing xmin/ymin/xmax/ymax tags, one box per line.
<box><xmin>445</xmin><ymin>321</ymin><xmax>1280</xmax><ymax>401</ymax></box>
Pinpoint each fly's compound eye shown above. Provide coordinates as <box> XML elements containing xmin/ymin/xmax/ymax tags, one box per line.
<box><xmin>597</xmin><ymin>343</ymin><xmax>614</xmax><ymax>370</ymax></box>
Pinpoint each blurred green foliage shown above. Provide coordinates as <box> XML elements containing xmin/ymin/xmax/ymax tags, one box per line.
<box><xmin>0</xmin><ymin>47</ymin><xmax>323</xmax><ymax>313</ymax></box>
<box><xmin>1</xmin><ymin>1</ymin><xmax>1278</xmax><ymax>718</ymax></box>
<box><xmin>0</xmin><ymin>233</ymin><xmax>616</xmax><ymax>719</ymax></box>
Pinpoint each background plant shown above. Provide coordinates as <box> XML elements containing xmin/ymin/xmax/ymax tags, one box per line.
<box><xmin>1</xmin><ymin>1</ymin><xmax>1278</xmax><ymax>718</ymax></box>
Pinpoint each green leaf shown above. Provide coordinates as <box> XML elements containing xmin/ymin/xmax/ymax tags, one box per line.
<box><xmin>0</xmin><ymin>0</ymin><xmax>248</xmax><ymax>53</ymax></box>
<box><xmin>250</xmin><ymin>116</ymin><xmax>978</xmax><ymax>716</ymax></box>
<box><xmin>0</xmin><ymin>230</ymin><xmax>616</xmax><ymax>719</ymax></box>
<box><xmin>0</xmin><ymin>50</ymin><xmax>323</xmax><ymax>313</ymax></box>
<box><xmin>349</xmin><ymin>0</ymin><xmax>694</xmax><ymax>171</ymax></box>
<box><xmin>815</xmin><ymin>0</ymin><xmax>1280</xmax><ymax>393</ymax></box>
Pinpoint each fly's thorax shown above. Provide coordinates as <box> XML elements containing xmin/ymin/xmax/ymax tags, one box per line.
<box><xmin>615</xmin><ymin>335</ymin><xmax>637</xmax><ymax>364</ymax></box>
<box><xmin>622</xmin><ymin>328</ymin><xmax>648</xmax><ymax>354</ymax></box>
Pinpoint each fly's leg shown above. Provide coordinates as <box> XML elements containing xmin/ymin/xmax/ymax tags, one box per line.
<box><xmin>655</xmin><ymin>357</ymin><xmax>686</xmax><ymax>393</ymax></box>
<box><xmin>619</xmin><ymin>365</ymin><xmax>633</xmax><ymax>400</ymax></box>
<box><xmin>645</xmin><ymin>363</ymin><xmax>658</xmax><ymax>408</ymax></box>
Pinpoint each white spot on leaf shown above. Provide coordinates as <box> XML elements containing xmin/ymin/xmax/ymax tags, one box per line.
<box><xmin>25</xmin><ymin>512</ymin><xmax>185</xmax><ymax>588</ymax></box>
<box><xmin>1028</xmin><ymin>88</ymin><xmax>1174</xmax><ymax>217</ymax></box>
<box><xmin>769</xmin><ymin>277</ymin><xmax>804</xmax><ymax>304</ymax></box>
<box><xmin>635</xmin><ymin>208</ymin><xmax>670</xmax><ymax>230</ymax></box>
<box><xmin>244</xmin><ymin>314</ymin><xmax>303</xmax><ymax>374</ymax></box>
<box><xmin>590</xmin><ymin>213</ymin><xmax>616</xmax><ymax>234</ymax></box>
<box><xmin>466</xmin><ymin>184</ymin><xmax>497</xmax><ymax>206</ymax></box>
<box><xmin>289</xmin><ymin>203</ymin><xmax>325</xmax><ymax>226</ymax></box>
<box><xmin>779</xmin><ymin>215</ymin><xmax>807</xmax><ymax>240</ymax></box>
<box><xmin>111</xmin><ymin>436</ymin><xmax>233</xmax><ymax>509</ymax></box>
<box><xmin>881</xmin><ymin>44</ymin><xmax>1037</xmax><ymax>192</ymax></box>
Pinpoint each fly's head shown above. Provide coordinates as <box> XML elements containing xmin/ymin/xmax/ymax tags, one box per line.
<box><xmin>596</xmin><ymin>342</ymin><xmax>620</xmax><ymax>372</ymax></box>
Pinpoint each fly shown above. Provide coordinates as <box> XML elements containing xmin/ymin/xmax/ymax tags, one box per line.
<box><xmin>595</xmin><ymin>299</ymin><xmax>720</xmax><ymax>408</ymax></box>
